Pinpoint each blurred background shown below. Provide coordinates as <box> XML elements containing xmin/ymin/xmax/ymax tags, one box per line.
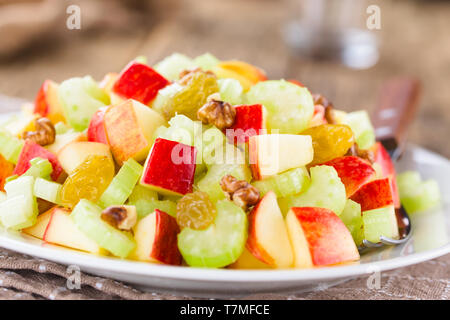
<box><xmin>0</xmin><ymin>0</ymin><xmax>449</xmax><ymax>157</ymax></box>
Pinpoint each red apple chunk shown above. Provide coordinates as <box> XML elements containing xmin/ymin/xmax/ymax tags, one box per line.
<box><xmin>350</xmin><ymin>178</ymin><xmax>394</xmax><ymax>211</ymax></box>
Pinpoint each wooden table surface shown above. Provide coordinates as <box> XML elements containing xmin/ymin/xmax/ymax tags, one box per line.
<box><xmin>0</xmin><ymin>0</ymin><xmax>449</xmax><ymax>157</ymax></box>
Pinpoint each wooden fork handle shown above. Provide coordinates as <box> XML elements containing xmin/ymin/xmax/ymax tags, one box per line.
<box><xmin>372</xmin><ymin>77</ymin><xmax>422</xmax><ymax>159</ymax></box>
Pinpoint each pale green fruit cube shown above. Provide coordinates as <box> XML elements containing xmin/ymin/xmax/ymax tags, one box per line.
<box><xmin>362</xmin><ymin>205</ymin><xmax>399</xmax><ymax>243</ymax></box>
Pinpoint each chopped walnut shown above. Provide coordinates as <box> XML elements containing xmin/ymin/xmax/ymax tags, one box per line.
<box><xmin>101</xmin><ymin>205</ymin><xmax>137</xmax><ymax>230</ymax></box>
<box><xmin>197</xmin><ymin>99</ymin><xmax>236</xmax><ymax>130</ymax></box>
<box><xmin>346</xmin><ymin>143</ymin><xmax>375</xmax><ymax>164</ymax></box>
<box><xmin>220</xmin><ymin>175</ymin><xmax>260</xmax><ymax>210</ymax></box>
<box><xmin>313</xmin><ymin>94</ymin><xmax>338</xmax><ymax>124</ymax></box>
<box><xmin>22</xmin><ymin>117</ymin><xmax>55</xmax><ymax>146</ymax></box>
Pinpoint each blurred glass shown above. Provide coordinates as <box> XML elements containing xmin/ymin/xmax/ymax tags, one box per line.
<box><xmin>283</xmin><ymin>0</ymin><xmax>379</xmax><ymax>69</ymax></box>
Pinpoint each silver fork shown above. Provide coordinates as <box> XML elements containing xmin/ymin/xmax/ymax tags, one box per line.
<box><xmin>358</xmin><ymin>77</ymin><xmax>420</xmax><ymax>252</ymax></box>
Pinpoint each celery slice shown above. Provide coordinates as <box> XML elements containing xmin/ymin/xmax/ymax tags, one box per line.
<box><xmin>362</xmin><ymin>205</ymin><xmax>399</xmax><ymax>243</ymax></box>
<box><xmin>397</xmin><ymin>171</ymin><xmax>441</xmax><ymax>214</ymax></box>
<box><xmin>133</xmin><ymin>199</ymin><xmax>177</xmax><ymax>219</ymax></box>
<box><xmin>34</xmin><ymin>177</ymin><xmax>62</xmax><ymax>204</ymax></box>
<box><xmin>340</xmin><ymin>200</ymin><xmax>364</xmax><ymax>246</ymax></box>
<box><xmin>194</xmin><ymin>53</ymin><xmax>220</xmax><ymax>71</ymax></box>
<box><xmin>23</xmin><ymin>157</ymin><xmax>53</xmax><ymax>180</ymax></box>
<box><xmin>154</xmin><ymin>53</ymin><xmax>197</xmax><ymax>81</ymax></box>
<box><xmin>253</xmin><ymin>167</ymin><xmax>310</xmax><ymax>198</ymax></box>
<box><xmin>1</xmin><ymin>176</ymin><xmax>38</xmax><ymax>230</ymax></box>
<box><xmin>98</xmin><ymin>159</ymin><xmax>143</xmax><ymax>208</ymax></box>
<box><xmin>0</xmin><ymin>131</ymin><xmax>24</xmax><ymax>164</ymax></box>
<box><xmin>71</xmin><ymin>199</ymin><xmax>136</xmax><ymax>258</ymax></box>
<box><xmin>54</xmin><ymin>122</ymin><xmax>70</xmax><ymax>135</ymax></box>
<box><xmin>218</xmin><ymin>78</ymin><xmax>244</xmax><ymax>105</ymax></box>
<box><xmin>343</xmin><ymin>111</ymin><xmax>375</xmax><ymax>150</ymax></box>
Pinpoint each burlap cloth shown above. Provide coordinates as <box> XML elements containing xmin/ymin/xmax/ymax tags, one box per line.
<box><xmin>0</xmin><ymin>247</ymin><xmax>448</xmax><ymax>300</ymax></box>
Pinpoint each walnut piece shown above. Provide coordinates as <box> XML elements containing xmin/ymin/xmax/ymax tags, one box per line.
<box><xmin>22</xmin><ymin>117</ymin><xmax>56</xmax><ymax>146</ymax></box>
<box><xmin>346</xmin><ymin>143</ymin><xmax>375</xmax><ymax>164</ymax></box>
<box><xmin>220</xmin><ymin>175</ymin><xmax>260</xmax><ymax>210</ymax></box>
<box><xmin>101</xmin><ymin>205</ymin><xmax>137</xmax><ymax>230</ymax></box>
<box><xmin>197</xmin><ymin>99</ymin><xmax>236</xmax><ymax>130</ymax></box>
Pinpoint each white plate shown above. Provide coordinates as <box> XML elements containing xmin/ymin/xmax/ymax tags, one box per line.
<box><xmin>0</xmin><ymin>113</ymin><xmax>449</xmax><ymax>297</ymax></box>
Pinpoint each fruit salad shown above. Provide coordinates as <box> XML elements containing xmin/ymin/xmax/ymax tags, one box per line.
<box><xmin>0</xmin><ymin>53</ymin><xmax>442</xmax><ymax>269</ymax></box>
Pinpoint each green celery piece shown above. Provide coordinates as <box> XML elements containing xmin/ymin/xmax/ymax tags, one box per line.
<box><xmin>154</xmin><ymin>53</ymin><xmax>197</xmax><ymax>81</ymax></box>
<box><xmin>33</xmin><ymin>177</ymin><xmax>62</xmax><ymax>204</ymax></box>
<box><xmin>194</xmin><ymin>53</ymin><xmax>220</xmax><ymax>71</ymax></box>
<box><xmin>71</xmin><ymin>199</ymin><xmax>136</xmax><ymax>258</ymax></box>
<box><xmin>397</xmin><ymin>171</ymin><xmax>441</xmax><ymax>214</ymax></box>
<box><xmin>133</xmin><ymin>199</ymin><xmax>177</xmax><ymax>219</ymax></box>
<box><xmin>178</xmin><ymin>200</ymin><xmax>247</xmax><ymax>268</ymax></box>
<box><xmin>340</xmin><ymin>199</ymin><xmax>364</xmax><ymax>246</ymax></box>
<box><xmin>98</xmin><ymin>159</ymin><xmax>143</xmax><ymax>208</ymax></box>
<box><xmin>23</xmin><ymin>157</ymin><xmax>53</xmax><ymax>180</ymax></box>
<box><xmin>362</xmin><ymin>206</ymin><xmax>399</xmax><ymax>243</ymax></box>
<box><xmin>197</xmin><ymin>163</ymin><xmax>252</xmax><ymax>202</ymax></box>
<box><xmin>0</xmin><ymin>176</ymin><xmax>38</xmax><ymax>230</ymax></box>
<box><xmin>278</xmin><ymin>166</ymin><xmax>347</xmax><ymax>216</ymax></box>
<box><xmin>58</xmin><ymin>76</ymin><xmax>108</xmax><ymax>131</ymax></box>
<box><xmin>54</xmin><ymin>122</ymin><xmax>70</xmax><ymax>135</ymax></box>
<box><xmin>218</xmin><ymin>78</ymin><xmax>244</xmax><ymax>105</ymax></box>
<box><xmin>253</xmin><ymin>167</ymin><xmax>310</xmax><ymax>198</ymax></box>
<box><xmin>127</xmin><ymin>184</ymin><xmax>178</xmax><ymax>218</ymax></box>
<box><xmin>0</xmin><ymin>131</ymin><xmax>24</xmax><ymax>164</ymax></box>
<box><xmin>246</xmin><ymin>80</ymin><xmax>314</xmax><ymax>134</ymax></box>
<box><xmin>5</xmin><ymin>175</ymin><xmax>18</xmax><ymax>183</ymax></box>
<box><xmin>343</xmin><ymin>110</ymin><xmax>375</xmax><ymax>150</ymax></box>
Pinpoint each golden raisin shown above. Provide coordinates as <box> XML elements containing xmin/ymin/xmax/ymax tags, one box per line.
<box><xmin>302</xmin><ymin>124</ymin><xmax>355</xmax><ymax>165</ymax></box>
<box><xmin>60</xmin><ymin>155</ymin><xmax>115</xmax><ymax>208</ymax></box>
<box><xmin>176</xmin><ymin>191</ymin><xmax>216</xmax><ymax>230</ymax></box>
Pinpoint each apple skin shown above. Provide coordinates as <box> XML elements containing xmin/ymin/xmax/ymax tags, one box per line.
<box><xmin>112</xmin><ymin>62</ymin><xmax>169</xmax><ymax>105</ymax></box>
<box><xmin>371</xmin><ymin>142</ymin><xmax>400</xmax><ymax>208</ymax></box>
<box><xmin>131</xmin><ymin>209</ymin><xmax>182</xmax><ymax>265</ymax></box>
<box><xmin>321</xmin><ymin>156</ymin><xmax>376</xmax><ymax>197</ymax></box>
<box><xmin>350</xmin><ymin>178</ymin><xmax>394</xmax><ymax>212</ymax></box>
<box><xmin>212</xmin><ymin>60</ymin><xmax>267</xmax><ymax>91</ymax></box>
<box><xmin>246</xmin><ymin>191</ymin><xmax>293</xmax><ymax>268</ymax></box>
<box><xmin>0</xmin><ymin>154</ymin><xmax>14</xmax><ymax>191</ymax></box>
<box><xmin>13</xmin><ymin>139</ymin><xmax>63</xmax><ymax>181</ymax></box>
<box><xmin>33</xmin><ymin>80</ymin><xmax>66</xmax><ymax>124</ymax></box>
<box><xmin>22</xmin><ymin>207</ymin><xmax>54</xmax><ymax>239</ymax></box>
<box><xmin>309</xmin><ymin>104</ymin><xmax>327</xmax><ymax>127</ymax></box>
<box><xmin>141</xmin><ymin>138</ymin><xmax>197</xmax><ymax>196</ymax></box>
<box><xmin>288</xmin><ymin>79</ymin><xmax>305</xmax><ymax>87</ymax></box>
<box><xmin>104</xmin><ymin>99</ymin><xmax>166</xmax><ymax>164</ymax></box>
<box><xmin>227</xmin><ymin>104</ymin><xmax>266</xmax><ymax>144</ymax></box>
<box><xmin>87</xmin><ymin>106</ymin><xmax>109</xmax><ymax>144</ymax></box>
<box><xmin>287</xmin><ymin>207</ymin><xmax>360</xmax><ymax>267</ymax></box>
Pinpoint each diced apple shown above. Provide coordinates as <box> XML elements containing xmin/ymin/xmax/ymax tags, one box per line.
<box><xmin>212</xmin><ymin>60</ymin><xmax>267</xmax><ymax>91</ymax></box>
<box><xmin>362</xmin><ymin>205</ymin><xmax>399</xmax><ymax>243</ymax></box>
<box><xmin>0</xmin><ymin>154</ymin><xmax>14</xmax><ymax>191</ymax></box>
<box><xmin>350</xmin><ymin>178</ymin><xmax>394</xmax><ymax>212</ymax></box>
<box><xmin>113</xmin><ymin>62</ymin><xmax>169</xmax><ymax>105</ymax></box>
<box><xmin>371</xmin><ymin>142</ymin><xmax>400</xmax><ymax>208</ymax></box>
<box><xmin>33</xmin><ymin>80</ymin><xmax>66</xmax><ymax>124</ymax></box>
<box><xmin>322</xmin><ymin>156</ymin><xmax>376</xmax><ymax>197</ymax></box>
<box><xmin>104</xmin><ymin>99</ymin><xmax>166</xmax><ymax>164</ymax></box>
<box><xmin>227</xmin><ymin>104</ymin><xmax>267</xmax><ymax>144</ymax></box>
<box><xmin>13</xmin><ymin>140</ymin><xmax>63</xmax><ymax>181</ymax></box>
<box><xmin>141</xmin><ymin>138</ymin><xmax>197</xmax><ymax>196</ymax></box>
<box><xmin>46</xmin><ymin>131</ymin><xmax>87</xmax><ymax>155</ymax></box>
<box><xmin>99</xmin><ymin>72</ymin><xmax>119</xmax><ymax>95</ymax></box>
<box><xmin>286</xmin><ymin>207</ymin><xmax>359</xmax><ymax>267</ymax></box>
<box><xmin>130</xmin><ymin>209</ymin><xmax>181</xmax><ymax>265</ymax></box>
<box><xmin>57</xmin><ymin>141</ymin><xmax>112</xmax><ymax>175</ymax></box>
<box><xmin>23</xmin><ymin>207</ymin><xmax>54</xmax><ymax>239</ymax></box>
<box><xmin>249</xmin><ymin>134</ymin><xmax>313</xmax><ymax>180</ymax></box>
<box><xmin>4</xmin><ymin>112</ymin><xmax>39</xmax><ymax>138</ymax></box>
<box><xmin>246</xmin><ymin>191</ymin><xmax>293</xmax><ymax>268</ymax></box>
<box><xmin>43</xmin><ymin>207</ymin><xmax>104</xmax><ymax>254</ymax></box>
<box><xmin>87</xmin><ymin>106</ymin><xmax>109</xmax><ymax>144</ymax></box>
